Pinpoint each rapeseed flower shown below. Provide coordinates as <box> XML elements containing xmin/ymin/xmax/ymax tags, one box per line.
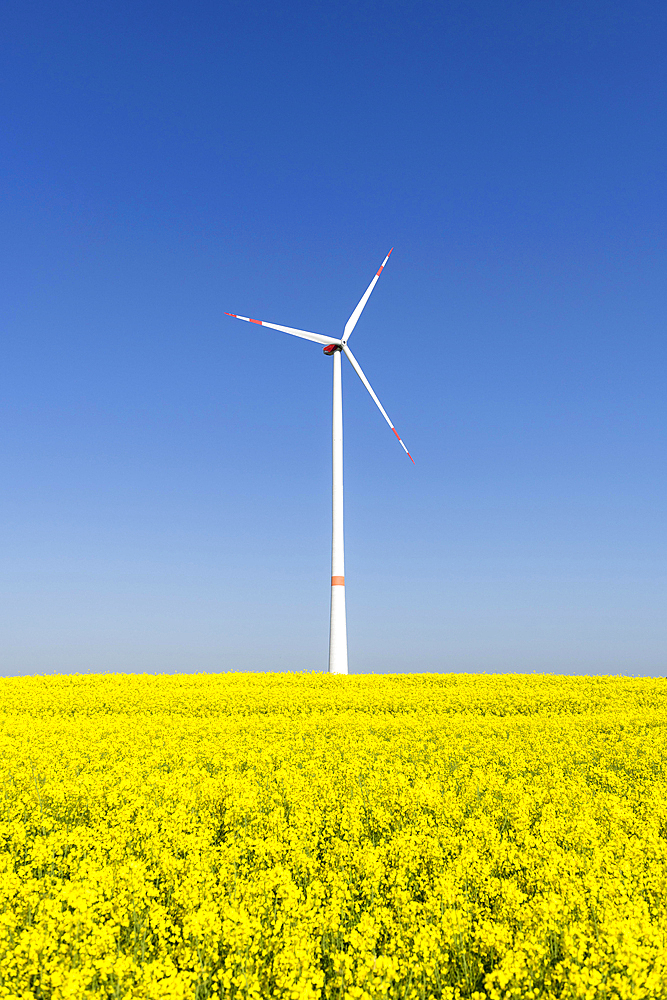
<box><xmin>0</xmin><ymin>672</ymin><xmax>665</xmax><ymax>998</ymax></box>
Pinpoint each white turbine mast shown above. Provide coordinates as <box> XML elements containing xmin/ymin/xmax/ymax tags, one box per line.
<box><xmin>226</xmin><ymin>249</ymin><xmax>413</xmax><ymax>674</ymax></box>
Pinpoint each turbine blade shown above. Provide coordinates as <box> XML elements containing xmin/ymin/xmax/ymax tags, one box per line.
<box><xmin>342</xmin><ymin>344</ymin><xmax>414</xmax><ymax>463</ymax></box>
<box><xmin>225</xmin><ymin>313</ymin><xmax>341</xmax><ymax>347</ymax></box>
<box><xmin>342</xmin><ymin>248</ymin><xmax>393</xmax><ymax>343</ymax></box>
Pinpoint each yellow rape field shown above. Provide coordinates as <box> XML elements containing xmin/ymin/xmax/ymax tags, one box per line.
<box><xmin>0</xmin><ymin>673</ymin><xmax>666</xmax><ymax>1000</ymax></box>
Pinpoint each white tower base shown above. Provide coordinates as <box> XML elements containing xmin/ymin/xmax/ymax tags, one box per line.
<box><xmin>328</xmin><ymin>349</ymin><xmax>348</xmax><ymax>674</ymax></box>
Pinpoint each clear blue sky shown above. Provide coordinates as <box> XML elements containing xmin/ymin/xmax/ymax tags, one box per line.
<box><xmin>1</xmin><ymin>0</ymin><xmax>665</xmax><ymax>676</ymax></box>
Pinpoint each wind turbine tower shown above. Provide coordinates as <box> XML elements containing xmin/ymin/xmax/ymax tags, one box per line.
<box><xmin>226</xmin><ymin>249</ymin><xmax>413</xmax><ymax>674</ymax></box>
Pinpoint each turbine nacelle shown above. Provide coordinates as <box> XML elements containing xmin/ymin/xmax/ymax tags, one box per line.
<box><xmin>323</xmin><ymin>344</ymin><xmax>342</xmax><ymax>355</ymax></box>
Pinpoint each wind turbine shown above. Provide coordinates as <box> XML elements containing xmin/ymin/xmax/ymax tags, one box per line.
<box><xmin>226</xmin><ymin>249</ymin><xmax>413</xmax><ymax>675</ymax></box>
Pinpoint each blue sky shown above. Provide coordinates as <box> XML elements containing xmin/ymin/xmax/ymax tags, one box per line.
<box><xmin>1</xmin><ymin>0</ymin><xmax>665</xmax><ymax>675</ymax></box>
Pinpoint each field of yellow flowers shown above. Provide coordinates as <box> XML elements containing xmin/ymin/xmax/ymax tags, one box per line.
<box><xmin>0</xmin><ymin>672</ymin><xmax>666</xmax><ymax>999</ymax></box>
